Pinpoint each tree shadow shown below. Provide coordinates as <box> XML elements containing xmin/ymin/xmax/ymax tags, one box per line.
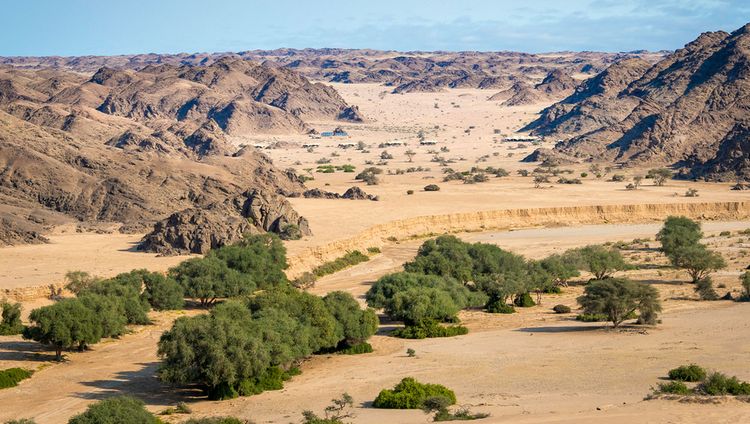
<box><xmin>0</xmin><ymin>340</ymin><xmax>59</xmax><ymax>362</ymax></box>
<box><xmin>74</xmin><ymin>362</ymin><xmax>202</xmax><ymax>407</ymax></box>
<box><xmin>117</xmin><ymin>241</ymin><xmax>143</xmax><ymax>253</ymax></box>
<box><xmin>515</xmin><ymin>325</ymin><xmax>603</xmax><ymax>333</ymax></box>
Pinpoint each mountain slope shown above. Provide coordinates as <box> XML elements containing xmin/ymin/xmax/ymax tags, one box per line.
<box><xmin>523</xmin><ymin>23</ymin><xmax>750</xmax><ymax>181</ymax></box>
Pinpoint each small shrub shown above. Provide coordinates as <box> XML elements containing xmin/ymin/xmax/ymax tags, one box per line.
<box><xmin>392</xmin><ymin>323</ymin><xmax>468</xmax><ymax>339</ymax></box>
<box><xmin>0</xmin><ymin>368</ymin><xmax>33</xmax><ymax>390</ymax></box>
<box><xmin>610</xmin><ymin>174</ymin><xmax>626</xmax><ymax>182</ymax></box>
<box><xmin>656</xmin><ymin>381</ymin><xmax>692</xmax><ymax>395</ymax></box>
<box><xmin>407</xmin><ymin>190</ymin><xmax>414</xmax><ymax>195</ymax></box>
<box><xmin>337</xmin><ymin>342</ymin><xmax>373</xmax><ymax>355</ymax></box>
<box><xmin>293</xmin><ymin>272</ymin><xmax>317</xmax><ymax>289</ymax></box>
<box><xmin>0</xmin><ymin>302</ymin><xmax>24</xmax><ymax>335</ymax></box>
<box><xmin>312</xmin><ymin>251</ymin><xmax>370</xmax><ymax>277</ymax></box>
<box><xmin>668</xmin><ymin>364</ymin><xmax>706</xmax><ymax>382</ymax></box>
<box><xmin>406</xmin><ymin>348</ymin><xmax>416</xmax><ymax>357</ymax></box>
<box><xmin>695</xmin><ymin>277</ymin><xmax>719</xmax><ymax>301</ymax></box>
<box><xmin>424</xmin><ymin>184</ymin><xmax>440</xmax><ymax>192</ymax></box>
<box><xmin>68</xmin><ymin>396</ymin><xmax>160</xmax><ymax>424</ymax></box>
<box><xmin>373</xmin><ymin>377</ymin><xmax>457</xmax><ymax>409</ymax></box>
<box><xmin>367</xmin><ymin>247</ymin><xmax>381</xmax><ymax>254</ymax></box>
<box><xmin>485</xmin><ymin>301</ymin><xmax>515</xmax><ymax>314</ymax></box>
<box><xmin>552</xmin><ymin>304</ymin><xmax>571</xmax><ymax>314</ymax></box>
<box><xmin>513</xmin><ymin>293</ymin><xmax>536</xmax><ymax>307</ymax></box>
<box><xmin>184</xmin><ymin>418</ymin><xmax>248</xmax><ymax>424</ymax></box>
<box><xmin>698</xmin><ymin>372</ymin><xmax>750</xmax><ymax>396</ymax></box>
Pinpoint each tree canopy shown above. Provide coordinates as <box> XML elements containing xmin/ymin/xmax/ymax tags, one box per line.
<box><xmin>577</xmin><ymin>278</ymin><xmax>661</xmax><ymax>327</ymax></box>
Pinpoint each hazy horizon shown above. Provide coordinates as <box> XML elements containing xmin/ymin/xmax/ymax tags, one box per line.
<box><xmin>2</xmin><ymin>0</ymin><xmax>748</xmax><ymax>56</ymax></box>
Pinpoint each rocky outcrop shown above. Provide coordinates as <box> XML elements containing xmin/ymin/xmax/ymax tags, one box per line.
<box><xmin>0</xmin><ymin>57</ymin><xmax>362</xmax><ymax>245</ymax></box>
<box><xmin>489</xmin><ymin>70</ymin><xmax>579</xmax><ymax>106</ymax></box>
<box><xmin>139</xmin><ymin>189</ymin><xmax>311</xmax><ymax>255</ymax></box>
<box><xmin>302</xmin><ymin>186</ymin><xmax>378</xmax><ymax>201</ymax></box>
<box><xmin>522</xmin><ymin>23</ymin><xmax>750</xmax><ymax>181</ymax></box>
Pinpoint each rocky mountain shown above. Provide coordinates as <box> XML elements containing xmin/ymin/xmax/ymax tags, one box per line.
<box><xmin>523</xmin><ymin>23</ymin><xmax>750</xmax><ymax>181</ymax></box>
<box><xmin>0</xmin><ymin>59</ymin><xmax>362</xmax><ymax>247</ymax></box>
<box><xmin>489</xmin><ymin>70</ymin><xmax>579</xmax><ymax>106</ymax></box>
<box><xmin>0</xmin><ymin>49</ymin><xmax>667</xmax><ymax>93</ymax></box>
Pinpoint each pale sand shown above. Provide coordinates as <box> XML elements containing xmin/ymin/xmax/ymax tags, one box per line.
<box><xmin>2</xmin><ymin>225</ymin><xmax>750</xmax><ymax>423</ymax></box>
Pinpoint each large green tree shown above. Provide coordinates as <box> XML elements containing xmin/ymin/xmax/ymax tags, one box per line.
<box><xmin>323</xmin><ymin>291</ymin><xmax>378</xmax><ymax>348</ymax></box>
<box><xmin>169</xmin><ymin>256</ymin><xmax>254</xmax><ymax>306</ymax></box>
<box><xmin>24</xmin><ymin>299</ymin><xmax>103</xmax><ymax>360</ymax></box>
<box><xmin>657</xmin><ymin>216</ymin><xmax>703</xmax><ymax>257</ymax></box>
<box><xmin>384</xmin><ymin>287</ymin><xmax>460</xmax><ymax>327</ymax></box>
<box><xmin>567</xmin><ymin>245</ymin><xmax>628</xmax><ymax>280</ymax></box>
<box><xmin>577</xmin><ymin>278</ymin><xmax>662</xmax><ymax>328</ymax></box>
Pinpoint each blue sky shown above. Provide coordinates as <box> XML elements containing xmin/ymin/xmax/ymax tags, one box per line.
<box><xmin>2</xmin><ymin>0</ymin><xmax>748</xmax><ymax>56</ymax></box>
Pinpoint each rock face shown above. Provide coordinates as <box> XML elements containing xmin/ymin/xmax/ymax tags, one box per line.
<box><xmin>0</xmin><ymin>58</ymin><xmax>358</xmax><ymax>245</ymax></box>
<box><xmin>523</xmin><ymin>23</ymin><xmax>750</xmax><ymax>181</ymax></box>
<box><xmin>139</xmin><ymin>189</ymin><xmax>311</xmax><ymax>255</ymax></box>
<box><xmin>302</xmin><ymin>186</ymin><xmax>378</xmax><ymax>201</ymax></box>
<box><xmin>489</xmin><ymin>70</ymin><xmax>579</xmax><ymax>106</ymax></box>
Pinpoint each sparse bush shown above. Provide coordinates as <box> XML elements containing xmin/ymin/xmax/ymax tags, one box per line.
<box><xmin>0</xmin><ymin>368</ymin><xmax>33</xmax><ymax>389</ymax></box>
<box><xmin>0</xmin><ymin>301</ymin><xmax>24</xmax><ymax>335</ymax></box>
<box><xmin>279</xmin><ymin>223</ymin><xmax>303</xmax><ymax>240</ymax></box>
<box><xmin>740</xmin><ymin>271</ymin><xmax>750</xmax><ymax>301</ymax></box>
<box><xmin>485</xmin><ymin>301</ymin><xmax>515</xmax><ymax>314</ymax></box>
<box><xmin>373</xmin><ymin>378</ymin><xmax>457</xmax><ymax>409</ymax></box>
<box><xmin>697</xmin><ymin>372</ymin><xmax>750</xmax><ymax>396</ymax></box>
<box><xmin>424</xmin><ymin>184</ymin><xmax>440</xmax><ymax>192</ymax></box>
<box><xmin>694</xmin><ymin>277</ymin><xmax>719</xmax><ymax>301</ymax></box>
<box><xmin>647</xmin><ymin>168</ymin><xmax>673</xmax><ymax>186</ymax></box>
<box><xmin>367</xmin><ymin>247</ymin><xmax>381</xmax><ymax>254</ymax></box>
<box><xmin>656</xmin><ymin>381</ymin><xmax>692</xmax><ymax>395</ymax></box>
<box><xmin>406</xmin><ymin>348</ymin><xmax>416</xmax><ymax>357</ymax></box>
<box><xmin>552</xmin><ymin>304</ymin><xmax>571</xmax><ymax>314</ymax></box>
<box><xmin>610</xmin><ymin>174</ymin><xmax>626</xmax><ymax>182</ymax></box>
<box><xmin>407</xmin><ymin>190</ymin><xmax>414</xmax><ymax>195</ymax></box>
<box><xmin>312</xmin><ymin>251</ymin><xmax>369</xmax><ymax>277</ymax></box>
<box><xmin>293</xmin><ymin>272</ymin><xmax>317</xmax><ymax>289</ymax></box>
<box><xmin>685</xmin><ymin>188</ymin><xmax>699</xmax><ymax>197</ymax></box>
<box><xmin>668</xmin><ymin>364</ymin><xmax>706</xmax><ymax>382</ymax></box>
<box><xmin>391</xmin><ymin>322</ymin><xmax>468</xmax><ymax>339</ymax></box>
<box><xmin>68</xmin><ymin>396</ymin><xmax>160</xmax><ymax>424</ymax></box>
<box><xmin>513</xmin><ymin>292</ymin><xmax>536</xmax><ymax>307</ymax></box>
<box><xmin>575</xmin><ymin>313</ymin><xmax>609</xmax><ymax>322</ymax></box>
<box><xmin>184</xmin><ymin>418</ymin><xmax>247</xmax><ymax>424</ymax></box>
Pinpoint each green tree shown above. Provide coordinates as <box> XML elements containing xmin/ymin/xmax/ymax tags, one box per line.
<box><xmin>141</xmin><ymin>272</ymin><xmax>184</xmax><ymax>310</ymax></box>
<box><xmin>24</xmin><ymin>299</ymin><xmax>103</xmax><ymax>360</ymax></box>
<box><xmin>404</xmin><ymin>236</ymin><xmax>474</xmax><ymax>283</ymax></box>
<box><xmin>539</xmin><ymin>254</ymin><xmax>580</xmax><ymax>286</ymax></box>
<box><xmin>64</xmin><ymin>271</ymin><xmax>99</xmax><ymax>295</ymax></box>
<box><xmin>68</xmin><ymin>396</ymin><xmax>160</xmax><ymax>424</ymax></box>
<box><xmin>81</xmin><ymin>274</ymin><xmax>151</xmax><ymax>325</ymax></box>
<box><xmin>670</xmin><ymin>244</ymin><xmax>726</xmax><ymax>283</ymax></box>
<box><xmin>323</xmin><ymin>291</ymin><xmax>378</xmax><ymax>348</ymax></box>
<box><xmin>647</xmin><ymin>168</ymin><xmax>673</xmax><ymax>186</ymax></box>
<box><xmin>169</xmin><ymin>256</ymin><xmax>254</xmax><ymax>307</ymax></box>
<box><xmin>365</xmin><ymin>272</ymin><xmax>485</xmax><ymax>311</ymax></box>
<box><xmin>577</xmin><ymin>278</ymin><xmax>661</xmax><ymax>328</ymax></box>
<box><xmin>78</xmin><ymin>293</ymin><xmax>127</xmax><ymax>338</ymax></box>
<box><xmin>0</xmin><ymin>301</ymin><xmax>24</xmax><ymax>335</ymax></box>
<box><xmin>385</xmin><ymin>287</ymin><xmax>459</xmax><ymax>327</ymax></box>
<box><xmin>657</xmin><ymin>216</ymin><xmax>703</xmax><ymax>257</ymax></box>
<box><xmin>210</xmin><ymin>234</ymin><xmax>289</xmax><ymax>289</ymax></box>
<box><xmin>568</xmin><ymin>245</ymin><xmax>628</xmax><ymax>280</ymax></box>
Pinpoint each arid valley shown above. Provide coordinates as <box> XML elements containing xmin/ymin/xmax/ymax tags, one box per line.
<box><xmin>2</xmin><ymin>3</ymin><xmax>750</xmax><ymax>424</ymax></box>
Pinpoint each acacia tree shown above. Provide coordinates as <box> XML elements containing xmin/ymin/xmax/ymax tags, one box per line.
<box><xmin>0</xmin><ymin>301</ymin><xmax>24</xmax><ymax>335</ymax></box>
<box><xmin>647</xmin><ymin>168</ymin><xmax>673</xmax><ymax>186</ymax></box>
<box><xmin>385</xmin><ymin>287</ymin><xmax>460</xmax><ymax>327</ymax></box>
<box><xmin>567</xmin><ymin>245</ymin><xmax>628</xmax><ymax>280</ymax></box>
<box><xmin>169</xmin><ymin>256</ymin><xmax>254</xmax><ymax>306</ymax></box>
<box><xmin>670</xmin><ymin>244</ymin><xmax>727</xmax><ymax>283</ymax></box>
<box><xmin>24</xmin><ymin>299</ymin><xmax>103</xmax><ymax>360</ymax></box>
<box><xmin>656</xmin><ymin>217</ymin><xmax>725</xmax><ymax>282</ymax></box>
<box><xmin>657</xmin><ymin>216</ymin><xmax>703</xmax><ymax>256</ymax></box>
<box><xmin>405</xmin><ymin>149</ymin><xmax>416</xmax><ymax>163</ymax></box>
<box><xmin>577</xmin><ymin>278</ymin><xmax>662</xmax><ymax>328</ymax></box>
<box><xmin>404</xmin><ymin>236</ymin><xmax>474</xmax><ymax>283</ymax></box>
<box><xmin>323</xmin><ymin>291</ymin><xmax>378</xmax><ymax>348</ymax></box>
